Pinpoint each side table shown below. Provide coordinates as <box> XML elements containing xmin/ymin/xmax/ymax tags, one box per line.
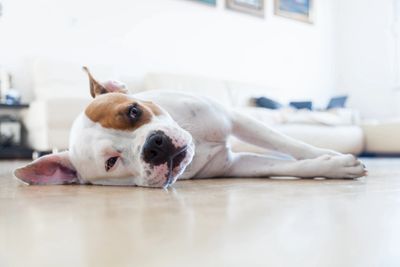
<box><xmin>0</xmin><ymin>103</ymin><xmax>33</xmax><ymax>159</ymax></box>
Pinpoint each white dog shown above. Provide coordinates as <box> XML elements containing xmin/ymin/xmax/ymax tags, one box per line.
<box><xmin>14</xmin><ymin>68</ymin><xmax>367</xmax><ymax>188</ymax></box>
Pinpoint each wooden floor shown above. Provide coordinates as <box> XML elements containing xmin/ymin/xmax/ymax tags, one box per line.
<box><xmin>1</xmin><ymin>159</ymin><xmax>400</xmax><ymax>267</ymax></box>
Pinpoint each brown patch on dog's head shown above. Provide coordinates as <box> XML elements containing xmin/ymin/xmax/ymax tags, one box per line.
<box><xmin>85</xmin><ymin>93</ymin><xmax>164</xmax><ymax>131</ymax></box>
<box><xmin>83</xmin><ymin>66</ymin><xmax>165</xmax><ymax>131</ymax></box>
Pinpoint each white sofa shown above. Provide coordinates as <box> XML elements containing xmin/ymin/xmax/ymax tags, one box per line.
<box><xmin>362</xmin><ymin>119</ymin><xmax>400</xmax><ymax>155</ymax></box>
<box><xmin>23</xmin><ymin>60</ymin><xmax>110</xmax><ymax>151</ymax></box>
<box><xmin>23</xmin><ymin>60</ymin><xmax>366</xmax><ymax>155</ymax></box>
<box><xmin>139</xmin><ymin>73</ymin><xmax>364</xmax><ymax>155</ymax></box>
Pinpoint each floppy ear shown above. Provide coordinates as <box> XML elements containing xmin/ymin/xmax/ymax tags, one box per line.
<box><xmin>14</xmin><ymin>151</ymin><xmax>79</xmax><ymax>185</ymax></box>
<box><xmin>82</xmin><ymin>66</ymin><xmax>128</xmax><ymax>98</ymax></box>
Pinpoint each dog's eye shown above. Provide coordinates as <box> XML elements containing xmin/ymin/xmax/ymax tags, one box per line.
<box><xmin>128</xmin><ymin>105</ymin><xmax>142</xmax><ymax>120</ymax></box>
<box><xmin>105</xmin><ymin>156</ymin><xmax>119</xmax><ymax>172</ymax></box>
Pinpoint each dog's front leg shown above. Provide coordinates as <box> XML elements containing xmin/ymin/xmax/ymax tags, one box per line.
<box><xmin>223</xmin><ymin>152</ymin><xmax>367</xmax><ymax>179</ymax></box>
<box><xmin>230</xmin><ymin>111</ymin><xmax>341</xmax><ymax>160</ymax></box>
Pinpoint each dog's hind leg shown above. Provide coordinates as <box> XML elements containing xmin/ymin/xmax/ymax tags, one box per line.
<box><xmin>229</xmin><ymin>111</ymin><xmax>341</xmax><ymax>160</ymax></box>
<box><xmin>222</xmin><ymin>152</ymin><xmax>367</xmax><ymax>179</ymax></box>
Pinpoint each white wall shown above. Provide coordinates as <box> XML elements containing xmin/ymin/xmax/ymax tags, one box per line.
<box><xmin>334</xmin><ymin>0</ymin><xmax>400</xmax><ymax>119</ymax></box>
<box><xmin>0</xmin><ymin>0</ymin><xmax>335</xmax><ymax>105</ymax></box>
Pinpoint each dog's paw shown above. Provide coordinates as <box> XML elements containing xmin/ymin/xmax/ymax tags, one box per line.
<box><xmin>315</xmin><ymin>154</ymin><xmax>367</xmax><ymax>179</ymax></box>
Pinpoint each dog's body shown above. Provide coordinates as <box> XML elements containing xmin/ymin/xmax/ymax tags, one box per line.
<box><xmin>130</xmin><ymin>91</ymin><xmax>366</xmax><ymax>181</ymax></box>
<box><xmin>15</xmin><ymin>69</ymin><xmax>367</xmax><ymax>188</ymax></box>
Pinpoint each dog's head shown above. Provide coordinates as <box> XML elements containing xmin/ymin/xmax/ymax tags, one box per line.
<box><xmin>14</xmin><ymin>67</ymin><xmax>195</xmax><ymax>188</ymax></box>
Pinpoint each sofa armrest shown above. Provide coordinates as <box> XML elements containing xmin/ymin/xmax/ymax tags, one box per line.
<box><xmin>23</xmin><ymin>98</ymin><xmax>90</xmax><ymax>151</ymax></box>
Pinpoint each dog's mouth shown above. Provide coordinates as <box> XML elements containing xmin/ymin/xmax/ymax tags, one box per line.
<box><xmin>142</xmin><ymin>129</ymin><xmax>195</xmax><ymax>188</ymax></box>
<box><xmin>164</xmin><ymin>146</ymin><xmax>188</xmax><ymax>188</ymax></box>
<box><xmin>144</xmin><ymin>145</ymin><xmax>192</xmax><ymax>188</ymax></box>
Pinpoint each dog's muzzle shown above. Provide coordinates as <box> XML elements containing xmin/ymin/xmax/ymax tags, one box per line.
<box><xmin>142</xmin><ymin>131</ymin><xmax>188</xmax><ymax>186</ymax></box>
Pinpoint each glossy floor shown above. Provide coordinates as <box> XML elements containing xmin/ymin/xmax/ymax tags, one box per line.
<box><xmin>1</xmin><ymin>159</ymin><xmax>400</xmax><ymax>267</ymax></box>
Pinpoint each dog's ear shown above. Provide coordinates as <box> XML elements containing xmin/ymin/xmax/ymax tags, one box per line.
<box><xmin>14</xmin><ymin>151</ymin><xmax>79</xmax><ymax>185</ymax></box>
<box><xmin>82</xmin><ymin>66</ymin><xmax>128</xmax><ymax>98</ymax></box>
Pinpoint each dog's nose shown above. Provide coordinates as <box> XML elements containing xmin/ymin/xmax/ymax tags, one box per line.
<box><xmin>142</xmin><ymin>131</ymin><xmax>175</xmax><ymax>165</ymax></box>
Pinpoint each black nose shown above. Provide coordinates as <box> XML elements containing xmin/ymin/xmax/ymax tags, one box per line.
<box><xmin>142</xmin><ymin>131</ymin><xmax>175</xmax><ymax>165</ymax></box>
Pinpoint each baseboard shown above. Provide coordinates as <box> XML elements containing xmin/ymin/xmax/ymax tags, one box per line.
<box><xmin>360</xmin><ymin>152</ymin><xmax>400</xmax><ymax>158</ymax></box>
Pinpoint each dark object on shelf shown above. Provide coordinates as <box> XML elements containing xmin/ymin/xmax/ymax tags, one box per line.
<box><xmin>326</xmin><ymin>95</ymin><xmax>348</xmax><ymax>110</ymax></box>
<box><xmin>0</xmin><ymin>115</ymin><xmax>20</xmax><ymax>147</ymax></box>
<box><xmin>5</xmin><ymin>88</ymin><xmax>22</xmax><ymax>105</ymax></box>
<box><xmin>0</xmin><ymin>133</ymin><xmax>14</xmax><ymax>147</ymax></box>
<box><xmin>0</xmin><ymin>102</ymin><xmax>31</xmax><ymax>159</ymax></box>
<box><xmin>0</xmin><ymin>146</ymin><xmax>33</xmax><ymax>159</ymax></box>
<box><xmin>254</xmin><ymin>97</ymin><xmax>283</xmax><ymax>110</ymax></box>
<box><xmin>0</xmin><ymin>103</ymin><xmax>30</xmax><ymax>109</ymax></box>
<box><xmin>289</xmin><ymin>101</ymin><xmax>313</xmax><ymax>110</ymax></box>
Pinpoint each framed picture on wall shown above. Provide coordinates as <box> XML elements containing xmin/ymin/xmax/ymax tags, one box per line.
<box><xmin>274</xmin><ymin>0</ymin><xmax>313</xmax><ymax>23</ymax></box>
<box><xmin>192</xmin><ymin>0</ymin><xmax>217</xmax><ymax>5</ymax></box>
<box><xmin>226</xmin><ymin>0</ymin><xmax>265</xmax><ymax>17</ymax></box>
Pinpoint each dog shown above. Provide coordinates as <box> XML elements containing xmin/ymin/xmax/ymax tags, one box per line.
<box><xmin>14</xmin><ymin>67</ymin><xmax>367</xmax><ymax>188</ymax></box>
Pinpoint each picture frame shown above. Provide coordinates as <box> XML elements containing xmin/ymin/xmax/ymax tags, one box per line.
<box><xmin>192</xmin><ymin>0</ymin><xmax>217</xmax><ymax>6</ymax></box>
<box><xmin>226</xmin><ymin>0</ymin><xmax>265</xmax><ymax>18</ymax></box>
<box><xmin>274</xmin><ymin>0</ymin><xmax>313</xmax><ymax>24</ymax></box>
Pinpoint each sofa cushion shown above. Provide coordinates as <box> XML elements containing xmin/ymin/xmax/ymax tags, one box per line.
<box><xmin>254</xmin><ymin>97</ymin><xmax>283</xmax><ymax>110</ymax></box>
<box><xmin>230</xmin><ymin>124</ymin><xmax>364</xmax><ymax>155</ymax></box>
<box><xmin>230</xmin><ymin>107</ymin><xmax>364</xmax><ymax>155</ymax></box>
<box><xmin>237</xmin><ymin>107</ymin><xmax>360</xmax><ymax>126</ymax></box>
<box><xmin>226</xmin><ymin>81</ymin><xmax>284</xmax><ymax>107</ymax></box>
